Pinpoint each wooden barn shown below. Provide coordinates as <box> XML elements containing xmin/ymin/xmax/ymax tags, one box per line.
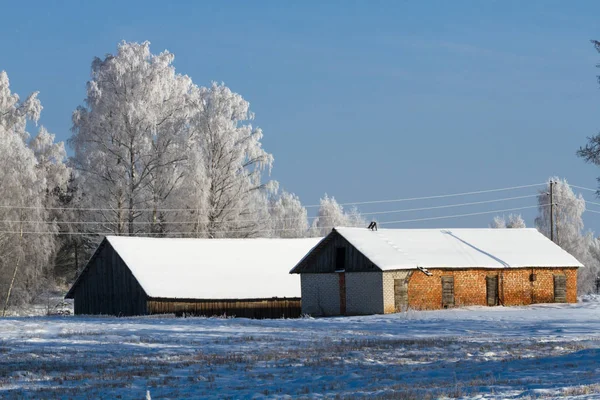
<box><xmin>291</xmin><ymin>227</ymin><xmax>582</xmax><ymax>316</ymax></box>
<box><xmin>65</xmin><ymin>236</ymin><xmax>320</xmax><ymax>318</ymax></box>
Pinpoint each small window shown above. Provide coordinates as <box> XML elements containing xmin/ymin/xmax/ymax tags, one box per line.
<box><xmin>335</xmin><ymin>247</ymin><xmax>346</xmax><ymax>271</ymax></box>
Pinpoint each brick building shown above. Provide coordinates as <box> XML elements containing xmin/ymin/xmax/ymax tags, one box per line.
<box><xmin>290</xmin><ymin>227</ymin><xmax>581</xmax><ymax>316</ymax></box>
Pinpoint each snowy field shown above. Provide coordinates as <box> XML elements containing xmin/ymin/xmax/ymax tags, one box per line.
<box><xmin>2</xmin><ymin>299</ymin><xmax>600</xmax><ymax>399</ymax></box>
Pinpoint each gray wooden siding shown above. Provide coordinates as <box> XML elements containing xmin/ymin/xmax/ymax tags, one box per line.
<box><xmin>293</xmin><ymin>230</ymin><xmax>379</xmax><ymax>273</ymax></box>
<box><xmin>72</xmin><ymin>241</ymin><xmax>148</xmax><ymax>316</ymax></box>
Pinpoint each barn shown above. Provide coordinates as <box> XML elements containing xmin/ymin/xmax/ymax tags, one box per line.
<box><xmin>290</xmin><ymin>227</ymin><xmax>582</xmax><ymax>316</ymax></box>
<box><xmin>65</xmin><ymin>236</ymin><xmax>320</xmax><ymax>318</ymax></box>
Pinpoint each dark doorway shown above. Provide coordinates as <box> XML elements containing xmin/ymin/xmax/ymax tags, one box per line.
<box><xmin>554</xmin><ymin>274</ymin><xmax>567</xmax><ymax>303</ymax></box>
<box><xmin>394</xmin><ymin>279</ymin><xmax>408</xmax><ymax>312</ymax></box>
<box><xmin>486</xmin><ymin>275</ymin><xmax>498</xmax><ymax>306</ymax></box>
<box><xmin>441</xmin><ymin>276</ymin><xmax>454</xmax><ymax>308</ymax></box>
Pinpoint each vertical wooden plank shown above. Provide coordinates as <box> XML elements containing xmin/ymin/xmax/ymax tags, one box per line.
<box><xmin>441</xmin><ymin>276</ymin><xmax>454</xmax><ymax>308</ymax></box>
<box><xmin>144</xmin><ymin>298</ymin><xmax>301</xmax><ymax>319</ymax></box>
<box><xmin>394</xmin><ymin>279</ymin><xmax>408</xmax><ymax>312</ymax></box>
<box><xmin>486</xmin><ymin>275</ymin><xmax>498</xmax><ymax>306</ymax></box>
<box><xmin>554</xmin><ymin>275</ymin><xmax>567</xmax><ymax>303</ymax></box>
<box><xmin>338</xmin><ymin>272</ymin><xmax>346</xmax><ymax>315</ymax></box>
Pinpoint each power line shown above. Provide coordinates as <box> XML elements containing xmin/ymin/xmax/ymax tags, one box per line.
<box><xmin>0</xmin><ymin>204</ymin><xmax>550</xmax><ymax>235</ymax></box>
<box><xmin>334</xmin><ymin>183</ymin><xmax>546</xmax><ymax>207</ymax></box>
<box><xmin>0</xmin><ymin>182</ymin><xmax>546</xmax><ymax>212</ymax></box>
<box><xmin>378</xmin><ymin>205</ymin><xmax>545</xmax><ymax>226</ymax></box>
<box><xmin>0</xmin><ymin>193</ymin><xmax>541</xmax><ymax>225</ymax></box>
<box><xmin>570</xmin><ymin>184</ymin><xmax>598</xmax><ymax>193</ymax></box>
<box><xmin>359</xmin><ymin>194</ymin><xmax>539</xmax><ymax>216</ymax></box>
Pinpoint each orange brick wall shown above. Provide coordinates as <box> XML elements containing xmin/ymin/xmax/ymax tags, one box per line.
<box><xmin>407</xmin><ymin>267</ymin><xmax>578</xmax><ymax>310</ymax></box>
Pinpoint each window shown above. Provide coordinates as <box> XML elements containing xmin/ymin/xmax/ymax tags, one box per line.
<box><xmin>335</xmin><ymin>247</ymin><xmax>346</xmax><ymax>271</ymax></box>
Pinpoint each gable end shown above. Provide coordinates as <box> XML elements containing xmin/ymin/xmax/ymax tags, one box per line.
<box><xmin>65</xmin><ymin>238</ymin><xmax>148</xmax><ymax>300</ymax></box>
<box><xmin>291</xmin><ymin>229</ymin><xmax>382</xmax><ymax>273</ymax></box>
<box><xmin>65</xmin><ymin>238</ymin><xmax>109</xmax><ymax>299</ymax></box>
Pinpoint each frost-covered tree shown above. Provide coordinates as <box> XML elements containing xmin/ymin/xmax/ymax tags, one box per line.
<box><xmin>71</xmin><ymin>42</ymin><xmax>276</xmax><ymax>239</ymax></box>
<box><xmin>178</xmin><ymin>83</ymin><xmax>276</xmax><ymax>238</ymax></box>
<box><xmin>536</xmin><ymin>179</ymin><xmax>585</xmax><ymax>250</ymax></box>
<box><xmin>268</xmin><ymin>191</ymin><xmax>309</xmax><ymax>238</ymax></box>
<box><xmin>506</xmin><ymin>214</ymin><xmax>526</xmax><ymax>228</ymax></box>
<box><xmin>490</xmin><ymin>215</ymin><xmax>506</xmax><ymax>229</ymax></box>
<box><xmin>311</xmin><ymin>194</ymin><xmax>347</xmax><ymax>236</ymax></box>
<box><xmin>535</xmin><ymin>178</ymin><xmax>599</xmax><ymax>293</ymax></box>
<box><xmin>310</xmin><ymin>194</ymin><xmax>366</xmax><ymax>236</ymax></box>
<box><xmin>490</xmin><ymin>214</ymin><xmax>526</xmax><ymax>229</ymax></box>
<box><xmin>70</xmin><ymin>41</ymin><xmax>194</xmax><ymax>236</ymax></box>
<box><xmin>346</xmin><ymin>206</ymin><xmax>367</xmax><ymax>229</ymax></box>
<box><xmin>0</xmin><ymin>71</ymin><xmax>68</xmax><ymax>312</ymax></box>
<box><xmin>52</xmin><ymin>173</ymin><xmax>96</xmax><ymax>283</ymax></box>
<box><xmin>30</xmin><ymin>127</ymin><xmax>69</xmax><ymax>196</ymax></box>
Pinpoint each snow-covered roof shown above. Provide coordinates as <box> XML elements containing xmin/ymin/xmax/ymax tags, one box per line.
<box><xmin>306</xmin><ymin>227</ymin><xmax>582</xmax><ymax>271</ymax></box>
<box><xmin>71</xmin><ymin>236</ymin><xmax>321</xmax><ymax>300</ymax></box>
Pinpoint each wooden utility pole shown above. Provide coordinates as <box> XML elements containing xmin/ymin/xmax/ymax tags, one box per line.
<box><xmin>550</xmin><ymin>180</ymin><xmax>554</xmax><ymax>242</ymax></box>
<box><xmin>555</xmin><ymin>202</ymin><xmax>560</xmax><ymax>246</ymax></box>
<box><xmin>2</xmin><ymin>217</ymin><xmax>23</xmax><ymax>317</ymax></box>
<box><xmin>74</xmin><ymin>241</ymin><xmax>79</xmax><ymax>274</ymax></box>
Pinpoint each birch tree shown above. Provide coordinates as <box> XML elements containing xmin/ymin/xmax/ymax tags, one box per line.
<box><xmin>52</xmin><ymin>173</ymin><xmax>96</xmax><ymax>282</ymax></box>
<box><xmin>310</xmin><ymin>194</ymin><xmax>366</xmax><ymax>236</ymax></box>
<box><xmin>180</xmin><ymin>83</ymin><xmax>276</xmax><ymax>238</ymax></box>
<box><xmin>268</xmin><ymin>191</ymin><xmax>309</xmax><ymax>238</ymax></box>
<box><xmin>0</xmin><ymin>71</ymin><xmax>68</xmax><ymax>312</ymax></box>
<box><xmin>70</xmin><ymin>42</ymin><xmax>276</xmax><ymax>239</ymax></box>
<box><xmin>490</xmin><ymin>214</ymin><xmax>526</xmax><ymax>228</ymax></box>
<box><xmin>70</xmin><ymin>41</ymin><xmax>194</xmax><ymax>236</ymax></box>
<box><xmin>490</xmin><ymin>216</ymin><xmax>506</xmax><ymax>229</ymax></box>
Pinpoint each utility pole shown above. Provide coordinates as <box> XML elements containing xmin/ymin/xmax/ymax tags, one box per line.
<box><xmin>3</xmin><ymin>215</ymin><xmax>23</xmax><ymax>317</ymax></box>
<box><xmin>550</xmin><ymin>180</ymin><xmax>554</xmax><ymax>242</ymax></box>
<box><xmin>555</xmin><ymin>202</ymin><xmax>560</xmax><ymax>246</ymax></box>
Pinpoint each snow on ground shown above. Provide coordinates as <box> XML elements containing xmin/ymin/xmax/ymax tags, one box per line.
<box><xmin>4</xmin><ymin>292</ymin><xmax>73</xmax><ymax>317</ymax></box>
<box><xmin>1</xmin><ymin>299</ymin><xmax>600</xmax><ymax>399</ymax></box>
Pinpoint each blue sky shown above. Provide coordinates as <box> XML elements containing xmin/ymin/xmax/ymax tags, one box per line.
<box><xmin>2</xmin><ymin>1</ymin><xmax>600</xmax><ymax>230</ymax></box>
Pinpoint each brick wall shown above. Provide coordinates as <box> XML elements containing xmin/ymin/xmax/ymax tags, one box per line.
<box><xmin>345</xmin><ymin>272</ymin><xmax>384</xmax><ymax>315</ymax></box>
<box><xmin>300</xmin><ymin>273</ymin><xmax>340</xmax><ymax>316</ymax></box>
<box><xmin>407</xmin><ymin>267</ymin><xmax>578</xmax><ymax>310</ymax></box>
